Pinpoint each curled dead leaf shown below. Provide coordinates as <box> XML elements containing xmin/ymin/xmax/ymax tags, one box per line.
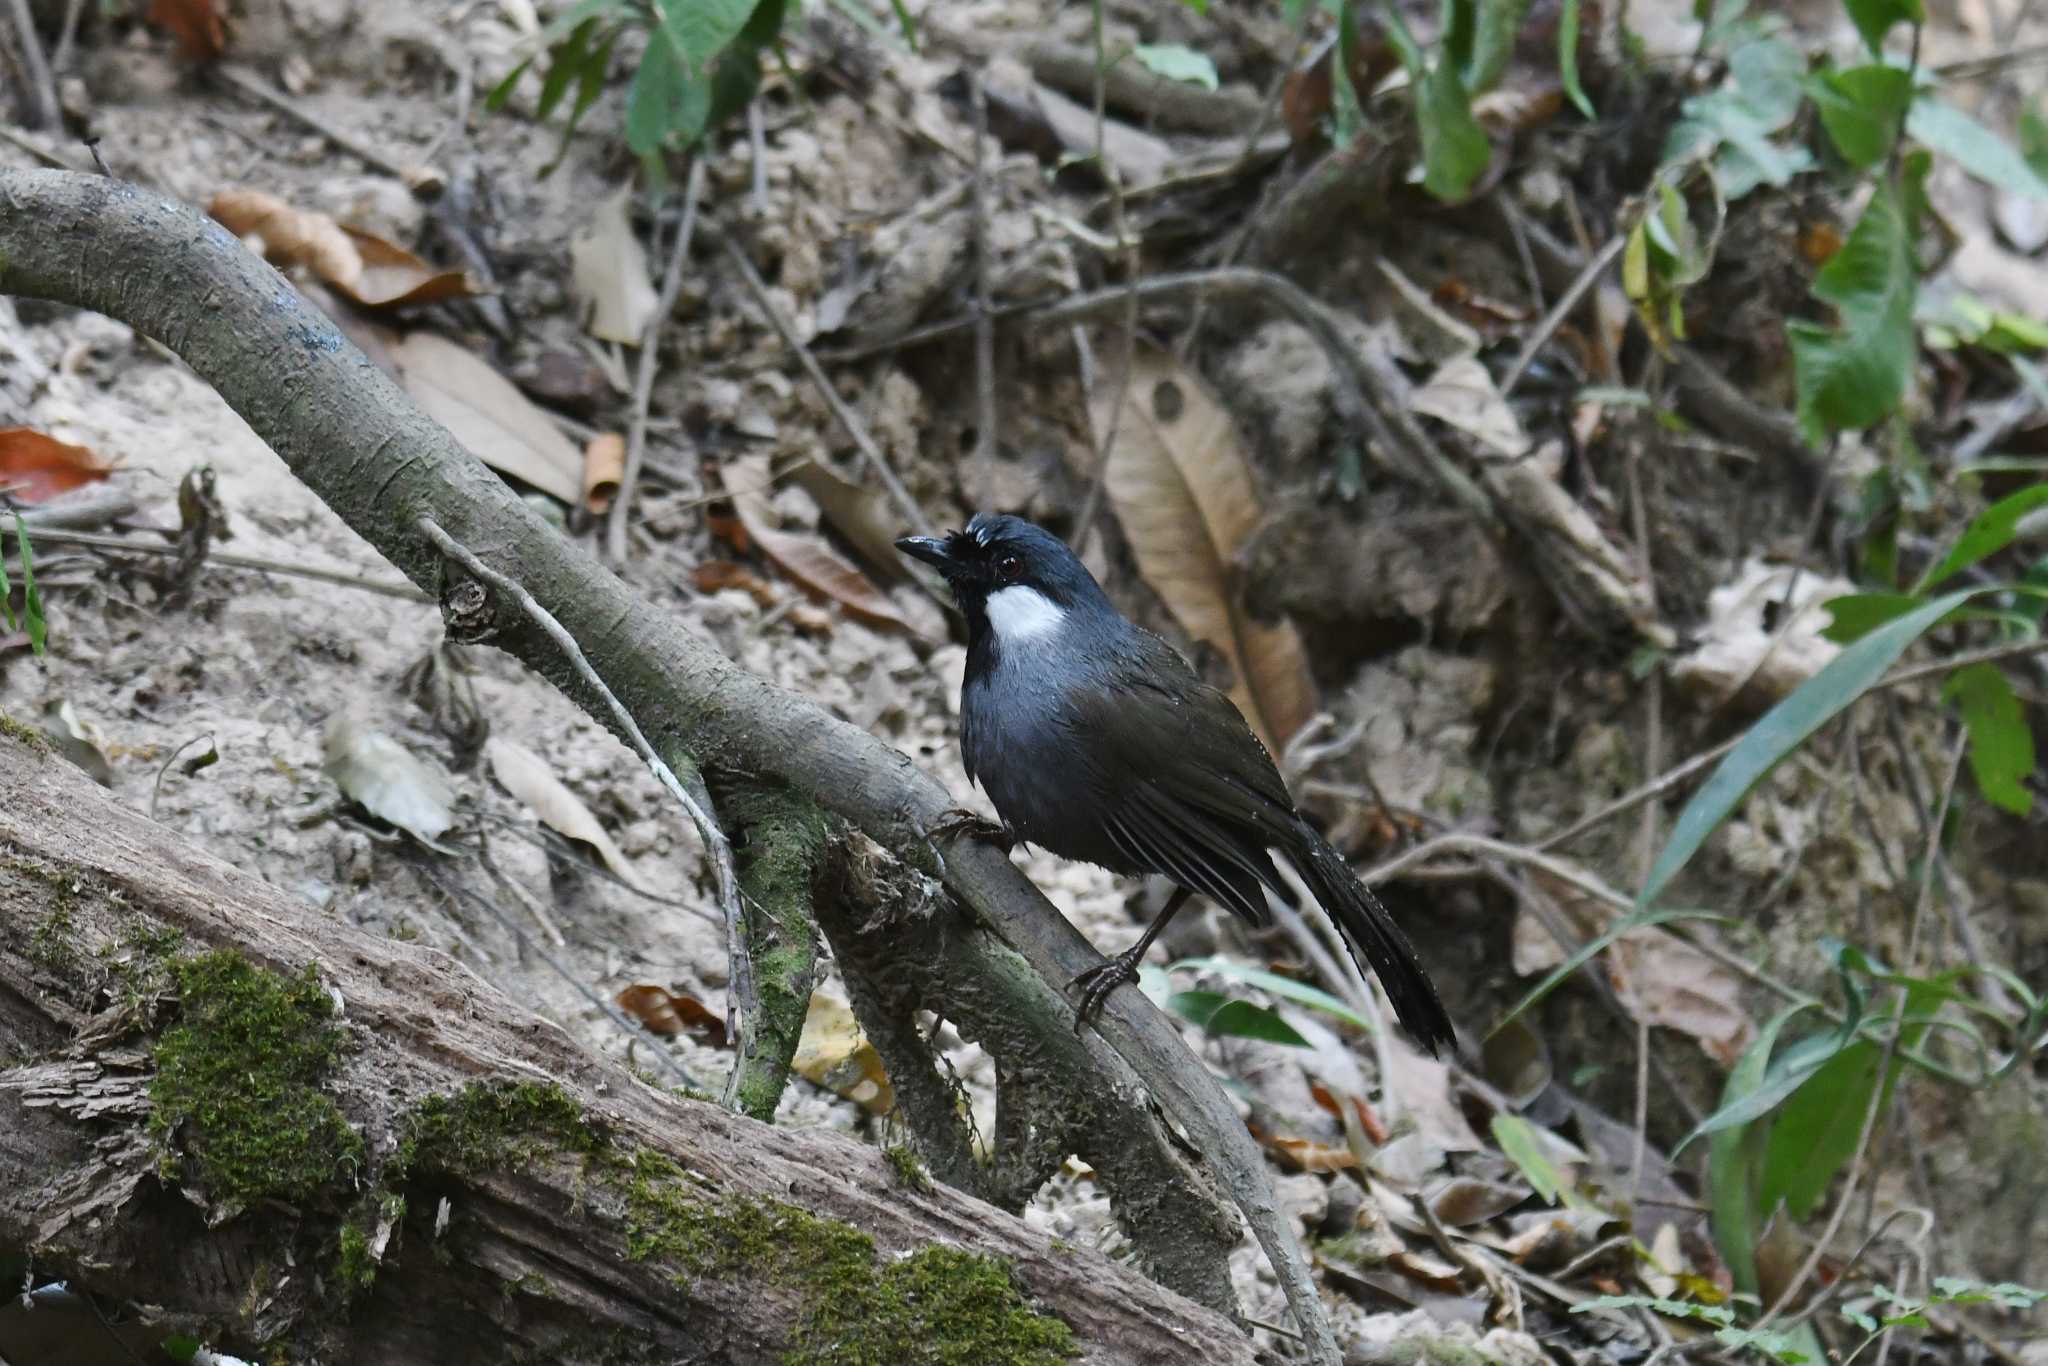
<box><xmin>485</xmin><ymin>737</ymin><xmax>645</xmax><ymax>892</ymax></box>
<box><xmin>582</xmin><ymin>432</ymin><xmax>625</xmax><ymax>513</ymax></box>
<box><xmin>209</xmin><ymin>189</ymin><xmax>483</xmax><ymax>310</ymax></box>
<box><xmin>1096</xmin><ymin>347</ymin><xmax>1317</xmax><ymax>751</ymax></box>
<box><xmin>0</xmin><ymin>428</ymin><xmax>114</xmax><ymax>503</ymax></box>
<box><xmin>1251</xmin><ymin>1124</ymin><xmax>1359</xmax><ymax>1174</ymax></box>
<box><xmin>147</xmin><ymin>0</ymin><xmax>227</xmax><ymax>61</ymax></box>
<box><xmin>615</xmin><ymin>984</ymin><xmax>730</xmax><ymax>1048</ymax></box>
<box><xmin>723</xmin><ymin>453</ymin><xmax>930</xmax><ymax>638</ymax></box>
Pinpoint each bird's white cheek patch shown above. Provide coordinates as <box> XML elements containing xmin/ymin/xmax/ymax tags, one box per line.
<box><xmin>985</xmin><ymin>585</ymin><xmax>1066</xmax><ymax>643</ymax></box>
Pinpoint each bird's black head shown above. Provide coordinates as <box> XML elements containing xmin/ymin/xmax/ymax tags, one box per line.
<box><xmin>896</xmin><ymin>513</ymin><xmax>1115</xmax><ymax>648</ymax></box>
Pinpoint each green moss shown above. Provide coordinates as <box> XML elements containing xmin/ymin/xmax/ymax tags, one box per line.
<box><xmin>395</xmin><ymin>1080</ymin><xmax>607</xmax><ymax>1179</ymax></box>
<box><xmin>884</xmin><ymin>1144</ymin><xmax>932</xmax><ymax>1193</ymax></box>
<box><xmin>27</xmin><ymin>896</ymin><xmax>76</xmax><ymax>974</ymax></box>
<box><xmin>722</xmin><ymin>785</ymin><xmax>829</xmax><ymax>1122</ymax></box>
<box><xmin>337</xmin><ymin>1222</ymin><xmax>376</xmax><ymax>1292</ymax></box>
<box><xmin>149</xmin><ymin>950</ymin><xmax>362</xmax><ymax>1207</ymax></box>
<box><xmin>624</xmin><ymin>1151</ymin><xmax>1073</xmax><ymax>1365</ymax></box>
<box><xmin>0</xmin><ymin>710</ymin><xmax>50</xmax><ymax>756</ymax></box>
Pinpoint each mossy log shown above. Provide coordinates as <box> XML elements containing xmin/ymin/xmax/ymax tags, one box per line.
<box><xmin>0</xmin><ymin>730</ymin><xmax>1256</xmax><ymax>1364</ymax></box>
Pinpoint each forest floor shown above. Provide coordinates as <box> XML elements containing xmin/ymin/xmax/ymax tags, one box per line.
<box><xmin>4</xmin><ymin>0</ymin><xmax>2048</xmax><ymax>1361</ymax></box>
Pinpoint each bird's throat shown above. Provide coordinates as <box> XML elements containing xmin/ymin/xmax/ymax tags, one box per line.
<box><xmin>983</xmin><ymin>585</ymin><xmax>1066</xmax><ymax>644</ymax></box>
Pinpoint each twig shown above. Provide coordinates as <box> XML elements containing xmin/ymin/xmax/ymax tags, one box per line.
<box><xmin>150</xmin><ymin>733</ymin><xmax>216</xmax><ymax>820</ymax></box>
<box><xmin>215</xmin><ymin>64</ymin><xmax>426</xmax><ymax>184</ymax></box>
<box><xmin>420</xmin><ymin>863</ymin><xmax>700</xmax><ymax>1090</ymax></box>
<box><xmin>606</xmin><ymin>157</ymin><xmax>706</xmax><ymax>564</ymax></box>
<box><xmin>1068</xmin><ymin>2</ymin><xmax>1141</xmax><ymax>556</ymax></box>
<box><xmin>477</xmin><ymin>840</ymin><xmax>569</xmax><ymax>948</ymax></box>
<box><xmin>0</xmin><ymin>121</ymin><xmax>76</xmax><ymax>169</ymax></box>
<box><xmin>1</xmin><ymin>525</ymin><xmax>430</xmax><ymax>599</ymax></box>
<box><xmin>6</xmin><ymin>0</ymin><xmax>60</xmax><ymax>130</ymax></box>
<box><xmin>969</xmin><ymin>72</ymin><xmax>998</xmax><ymax>473</ymax></box>
<box><xmin>1499</xmin><ymin>234</ymin><xmax>1624</xmax><ymax>398</ymax></box>
<box><xmin>714</xmin><ymin>230</ymin><xmax>935</xmax><ymax>540</ymax></box>
<box><xmin>415</xmin><ymin>516</ymin><xmax>748</xmax><ymax>1080</ymax></box>
<box><xmin>746</xmin><ymin>99</ymin><xmax>769</xmax><ymax>215</ymax></box>
<box><xmin>1751</xmin><ymin>731</ymin><xmax>1966</xmax><ymax>1335</ymax></box>
<box><xmin>50</xmin><ymin>0</ymin><xmax>85</xmax><ymax>72</ymax></box>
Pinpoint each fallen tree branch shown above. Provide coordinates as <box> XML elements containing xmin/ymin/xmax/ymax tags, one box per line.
<box><xmin>0</xmin><ymin>168</ymin><xmax>1336</xmax><ymax>1360</ymax></box>
<box><xmin>0</xmin><ymin>727</ymin><xmax>1254</xmax><ymax>1363</ymax></box>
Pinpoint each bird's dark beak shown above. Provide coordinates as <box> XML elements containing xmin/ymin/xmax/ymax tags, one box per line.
<box><xmin>895</xmin><ymin>535</ymin><xmax>953</xmax><ymax>571</ymax></box>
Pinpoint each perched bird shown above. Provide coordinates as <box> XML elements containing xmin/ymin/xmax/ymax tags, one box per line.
<box><xmin>897</xmin><ymin>513</ymin><xmax>1456</xmax><ymax>1055</ymax></box>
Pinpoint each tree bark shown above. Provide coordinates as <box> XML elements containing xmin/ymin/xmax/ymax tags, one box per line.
<box><xmin>0</xmin><ymin>727</ymin><xmax>1258</xmax><ymax>1364</ymax></box>
<box><xmin>0</xmin><ymin>167</ymin><xmax>1341</xmax><ymax>1359</ymax></box>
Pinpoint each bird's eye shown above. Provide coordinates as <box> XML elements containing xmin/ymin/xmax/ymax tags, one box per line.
<box><xmin>996</xmin><ymin>554</ymin><xmax>1022</xmax><ymax>582</ymax></box>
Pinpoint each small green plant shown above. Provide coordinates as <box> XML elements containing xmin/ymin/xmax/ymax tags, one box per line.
<box><xmin>488</xmin><ymin>0</ymin><xmax>792</xmax><ymax>176</ymax></box>
<box><xmin>1</xmin><ymin>513</ymin><xmax>47</xmax><ymax>656</ymax></box>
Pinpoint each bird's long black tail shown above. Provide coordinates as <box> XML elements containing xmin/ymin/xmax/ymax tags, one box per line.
<box><xmin>1292</xmin><ymin>824</ymin><xmax>1456</xmax><ymax>1055</ymax></box>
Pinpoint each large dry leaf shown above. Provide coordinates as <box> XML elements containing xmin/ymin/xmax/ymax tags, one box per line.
<box><xmin>1095</xmin><ymin>347</ymin><xmax>1317</xmax><ymax>750</ymax></box>
<box><xmin>724</xmin><ymin>453</ymin><xmax>929</xmax><ymax>638</ymax></box>
<box><xmin>486</xmin><ymin>737</ymin><xmax>644</xmax><ymax>891</ymax></box>
<box><xmin>322</xmin><ymin>718</ymin><xmax>454</xmax><ymax>843</ymax></box>
<box><xmin>0</xmin><ymin>428</ymin><xmax>113</xmax><ymax>503</ymax></box>
<box><xmin>615</xmin><ymin>984</ymin><xmax>729</xmax><ymax>1047</ymax></box>
<box><xmin>791</xmin><ymin>993</ymin><xmax>894</xmax><ymax>1116</ymax></box>
<box><xmin>210</xmin><ymin>189</ymin><xmax>483</xmax><ymax>311</ymax></box>
<box><xmin>571</xmin><ymin>187</ymin><xmax>661</xmax><ymax>344</ymax></box>
<box><xmin>391</xmin><ymin>333</ymin><xmax>583</xmax><ymax>504</ymax></box>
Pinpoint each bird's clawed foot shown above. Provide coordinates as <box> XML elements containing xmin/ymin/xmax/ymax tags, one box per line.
<box><xmin>929</xmin><ymin>807</ymin><xmax>1016</xmax><ymax>852</ymax></box>
<box><xmin>1070</xmin><ymin>945</ymin><xmax>1147</xmax><ymax>1033</ymax></box>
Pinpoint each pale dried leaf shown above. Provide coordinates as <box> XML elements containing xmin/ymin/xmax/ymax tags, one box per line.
<box><xmin>1097</xmin><ymin>347</ymin><xmax>1317</xmax><ymax>749</ymax></box>
<box><xmin>571</xmin><ymin>187</ymin><xmax>661</xmax><ymax>344</ymax></box>
<box><xmin>1608</xmin><ymin>928</ymin><xmax>1754</xmax><ymax>1067</ymax></box>
<box><xmin>486</xmin><ymin>737</ymin><xmax>643</xmax><ymax>891</ymax></box>
<box><xmin>1379</xmin><ymin>1034</ymin><xmax>1483</xmax><ymax>1156</ymax></box>
<box><xmin>725</xmin><ymin>453</ymin><xmax>927</xmax><ymax>637</ymax></box>
<box><xmin>392</xmin><ymin>332</ymin><xmax>582</xmax><ymax>504</ymax></box>
<box><xmin>322</xmin><ymin>717</ymin><xmax>454</xmax><ymax>842</ymax></box>
<box><xmin>791</xmin><ymin>992</ymin><xmax>894</xmax><ymax>1115</ymax></box>
<box><xmin>1411</xmin><ymin>355</ymin><xmax>1529</xmax><ymax>457</ymax></box>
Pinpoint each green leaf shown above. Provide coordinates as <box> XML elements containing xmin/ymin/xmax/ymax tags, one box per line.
<box><xmin>1415</xmin><ymin>51</ymin><xmax>1490</xmax><ymax>199</ymax></box>
<box><xmin>624</xmin><ymin>36</ymin><xmax>709</xmax><ymax>156</ymax></box>
<box><xmin>654</xmin><ymin>0</ymin><xmax>761</xmax><ymax>66</ymax></box>
<box><xmin>1132</xmin><ymin>43</ymin><xmax>1218</xmax><ymax>91</ymax></box>
<box><xmin>1170</xmin><ymin>955</ymin><xmax>1372</xmax><ymax>1031</ymax></box>
<box><xmin>1464</xmin><ymin>0</ymin><xmax>1530</xmax><ymax>95</ymax></box>
<box><xmin>1945</xmin><ymin>661</ymin><xmax>2036</xmax><ymax>813</ymax></box>
<box><xmin>537</xmin><ymin>17</ymin><xmax>597</xmax><ymax>120</ymax></box>
<box><xmin>13</xmin><ymin>514</ymin><xmax>43</xmax><ymax>656</ymax></box>
<box><xmin>1559</xmin><ymin>0</ymin><xmax>1592</xmax><ymax>118</ymax></box>
<box><xmin>1706</xmin><ymin>1002</ymin><xmax>1813</xmax><ymax>1295</ymax></box>
<box><xmin>1167</xmin><ymin>990</ymin><xmax>1312</xmax><ymax>1045</ymax></box>
<box><xmin>486</xmin><ymin>56</ymin><xmax>535</xmax><ymax>111</ymax></box>
<box><xmin>1488</xmin><ymin>907</ymin><xmax>1723</xmax><ymax>1036</ymax></box>
<box><xmin>1809</xmin><ymin>64</ymin><xmax>1912</xmax><ymax>168</ymax></box>
<box><xmin>1915</xmin><ymin>482</ymin><xmax>2048</xmax><ymax>591</ymax></box>
<box><xmin>1932</xmin><ymin>1277</ymin><xmax>2048</xmax><ymax>1309</ymax></box>
<box><xmin>1843</xmin><ymin>0</ymin><xmax>1923</xmax><ymax>55</ymax></box>
<box><xmin>1757</xmin><ymin>1038</ymin><xmax>1884</xmax><ymax>1219</ymax></box>
<box><xmin>1787</xmin><ymin>164</ymin><xmax>1922</xmax><ymax>446</ymax></box>
<box><xmin>1909</xmin><ymin>97</ymin><xmax>2048</xmax><ymax>199</ymax></box>
<box><xmin>1491</xmin><ymin>1113</ymin><xmax>1568</xmax><ymax>1204</ymax></box>
<box><xmin>1820</xmin><ymin>591</ymin><xmax>1926</xmax><ymax>643</ymax></box>
<box><xmin>1639</xmin><ymin>587</ymin><xmax>1978</xmax><ymax>908</ymax></box>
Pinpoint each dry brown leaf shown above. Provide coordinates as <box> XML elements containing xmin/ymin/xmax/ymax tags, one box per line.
<box><xmin>571</xmin><ymin>187</ymin><xmax>662</xmax><ymax>344</ymax></box>
<box><xmin>692</xmin><ymin>560</ymin><xmax>779</xmax><ymax>608</ymax></box>
<box><xmin>209</xmin><ymin>189</ymin><xmax>483</xmax><ymax>311</ymax></box>
<box><xmin>1607</xmin><ymin>929</ymin><xmax>1754</xmax><ymax>1067</ymax></box>
<box><xmin>147</xmin><ymin>0</ymin><xmax>227</xmax><ymax>61</ymax></box>
<box><xmin>1251</xmin><ymin>1124</ymin><xmax>1359</xmax><ymax>1174</ymax></box>
<box><xmin>581</xmin><ymin>432</ymin><xmax>625</xmax><ymax>513</ymax></box>
<box><xmin>1096</xmin><ymin>347</ymin><xmax>1317</xmax><ymax>751</ymax></box>
<box><xmin>791</xmin><ymin>993</ymin><xmax>893</xmax><ymax>1116</ymax></box>
<box><xmin>615</xmin><ymin>984</ymin><xmax>729</xmax><ymax>1047</ymax></box>
<box><xmin>0</xmin><ymin>428</ymin><xmax>114</xmax><ymax>503</ymax></box>
<box><xmin>724</xmin><ymin>453</ymin><xmax>927</xmax><ymax>638</ymax></box>
<box><xmin>392</xmin><ymin>333</ymin><xmax>583</xmax><ymax>504</ymax></box>
<box><xmin>485</xmin><ymin>737</ymin><xmax>645</xmax><ymax>891</ymax></box>
<box><xmin>791</xmin><ymin>461</ymin><xmax>903</xmax><ymax>575</ymax></box>
<box><xmin>1427</xmin><ymin>1176</ymin><xmax>1531</xmax><ymax>1228</ymax></box>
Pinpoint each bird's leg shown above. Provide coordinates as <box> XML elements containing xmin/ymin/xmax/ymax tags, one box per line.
<box><xmin>1071</xmin><ymin>886</ymin><xmax>1194</xmax><ymax>1032</ymax></box>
